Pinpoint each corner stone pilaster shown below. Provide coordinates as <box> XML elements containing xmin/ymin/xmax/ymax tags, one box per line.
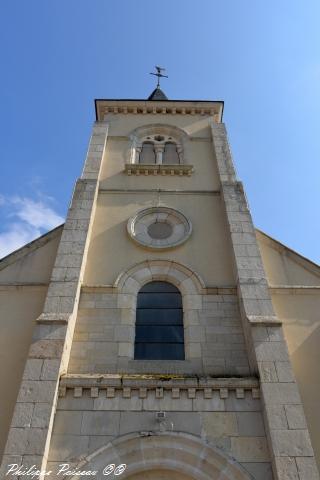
<box><xmin>211</xmin><ymin>122</ymin><xmax>319</xmax><ymax>480</ymax></box>
<box><xmin>0</xmin><ymin>123</ymin><xmax>109</xmax><ymax>479</ymax></box>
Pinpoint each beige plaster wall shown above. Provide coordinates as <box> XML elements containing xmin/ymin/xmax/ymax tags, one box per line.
<box><xmin>0</xmin><ymin>228</ymin><xmax>62</xmax><ymax>284</ymax></box>
<box><xmin>258</xmin><ymin>231</ymin><xmax>320</xmax><ymax>468</ymax></box>
<box><xmin>0</xmin><ymin>229</ymin><xmax>61</xmax><ymax>460</ymax></box>
<box><xmin>84</xmin><ymin>193</ymin><xmax>235</xmax><ymax>286</ymax></box>
<box><xmin>0</xmin><ymin>286</ymin><xmax>48</xmax><ymax>459</ymax></box>
<box><xmin>257</xmin><ymin>231</ymin><xmax>320</xmax><ymax>286</ymax></box>
<box><xmin>270</xmin><ymin>292</ymin><xmax>320</xmax><ymax>469</ymax></box>
<box><xmin>87</xmin><ymin>112</ymin><xmax>230</xmax><ymax>284</ymax></box>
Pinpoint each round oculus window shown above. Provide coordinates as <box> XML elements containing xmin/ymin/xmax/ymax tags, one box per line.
<box><xmin>127</xmin><ymin>207</ymin><xmax>192</xmax><ymax>250</ymax></box>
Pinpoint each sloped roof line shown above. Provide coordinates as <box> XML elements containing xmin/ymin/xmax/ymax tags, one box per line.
<box><xmin>0</xmin><ymin>224</ymin><xmax>63</xmax><ymax>272</ymax></box>
<box><xmin>256</xmin><ymin>228</ymin><xmax>320</xmax><ymax>277</ymax></box>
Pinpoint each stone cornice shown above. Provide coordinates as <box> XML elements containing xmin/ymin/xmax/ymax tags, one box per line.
<box><xmin>59</xmin><ymin>374</ymin><xmax>260</xmax><ymax>400</ymax></box>
<box><xmin>95</xmin><ymin>99</ymin><xmax>223</xmax><ymax>122</ymax></box>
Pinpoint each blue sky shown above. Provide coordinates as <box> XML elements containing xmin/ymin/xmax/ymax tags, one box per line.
<box><xmin>0</xmin><ymin>1</ymin><xmax>319</xmax><ymax>263</ymax></box>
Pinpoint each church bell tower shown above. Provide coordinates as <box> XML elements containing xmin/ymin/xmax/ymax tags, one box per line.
<box><xmin>1</xmin><ymin>76</ymin><xmax>319</xmax><ymax>480</ymax></box>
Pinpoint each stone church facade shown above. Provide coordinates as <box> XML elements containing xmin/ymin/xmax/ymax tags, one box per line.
<box><xmin>1</xmin><ymin>88</ymin><xmax>320</xmax><ymax>479</ymax></box>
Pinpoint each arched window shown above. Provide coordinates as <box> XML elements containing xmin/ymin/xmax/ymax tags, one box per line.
<box><xmin>163</xmin><ymin>141</ymin><xmax>180</xmax><ymax>164</ymax></box>
<box><xmin>134</xmin><ymin>281</ymin><xmax>184</xmax><ymax>360</ymax></box>
<box><xmin>139</xmin><ymin>141</ymin><xmax>156</xmax><ymax>164</ymax></box>
<box><xmin>130</xmin><ymin>124</ymin><xmax>187</xmax><ymax>167</ymax></box>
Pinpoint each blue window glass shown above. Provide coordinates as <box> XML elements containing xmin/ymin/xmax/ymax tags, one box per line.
<box><xmin>134</xmin><ymin>281</ymin><xmax>184</xmax><ymax>360</ymax></box>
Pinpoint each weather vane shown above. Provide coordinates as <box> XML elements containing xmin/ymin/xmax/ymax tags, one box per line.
<box><xmin>150</xmin><ymin>66</ymin><xmax>168</xmax><ymax>88</ymax></box>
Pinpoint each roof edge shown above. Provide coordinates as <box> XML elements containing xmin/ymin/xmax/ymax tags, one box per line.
<box><xmin>256</xmin><ymin>228</ymin><xmax>320</xmax><ymax>277</ymax></box>
<box><xmin>0</xmin><ymin>224</ymin><xmax>64</xmax><ymax>271</ymax></box>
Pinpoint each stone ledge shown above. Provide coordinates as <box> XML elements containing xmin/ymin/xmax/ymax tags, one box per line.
<box><xmin>36</xmin><ymin>313</ymin><xmax>71</xmax><ymax>325</ymax></box>
<box><xmin>125</xmin><ymin>164</ymin><xmax>194</xmax><ymax>176</ymax></box>
<box><xmin>59</xmin><ymin>375</ymin><xmax>260</xmax><ymax>400</ymax></box>
<box><xmin>206</xmin><ymin>286</ymin><xmax>237</xmax><ymax>295</ymax></box>
<box><xmin>247</xmin><ymin>315</ymin><xmax>282</xmax><ymax>326</ymax></box>
<box><xmin>0</xmin><ymin>283</ymin><xmax>48</xmax><ymax>291</ymax></box>
<box><xmin>80</xmin><ymin>284</ymin><xmax>237</xmax><ymax>295</ymax></box>
<box><xmin>270</xmin><ymin>285</ymin><xmax>320</xmax><ymax>295</ymax></box>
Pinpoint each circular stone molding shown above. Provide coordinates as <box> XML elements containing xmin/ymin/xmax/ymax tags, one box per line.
<box><xmin>127</xmin><ymin>207</ymin><xmax>192</xmax><ymax>250</ymax></box>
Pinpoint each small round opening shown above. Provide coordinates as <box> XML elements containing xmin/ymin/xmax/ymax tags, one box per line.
<box><xmin>154</xmin><ymin>135</ymin><xmax>165</xmax><ymax>142</ymax></box>
<box><xmin>148</xmin><ymin>221</ymin><xmax>173</xmax><ymax>240</ymax></box>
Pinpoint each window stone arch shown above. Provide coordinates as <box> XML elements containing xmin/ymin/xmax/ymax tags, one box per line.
<box><xmin>129</xmin><ymin>124</ymin><xmax>188</xmax><ymax>165</ymax></box>
<box><xmin>115</xmin><ymin>260</ymin><xmax>205</xmax><ymax>363</ymax></box>
<box><xmin>115</xmin><ymin>259</ymin><xmax>205</xmax><ymax>297</ymax></box>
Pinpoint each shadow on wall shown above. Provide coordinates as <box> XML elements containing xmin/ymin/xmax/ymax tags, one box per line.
<box><xmin>290</xmin><ymin>322</ymin><xmax>320</xmax><ymax>471</ymax></box>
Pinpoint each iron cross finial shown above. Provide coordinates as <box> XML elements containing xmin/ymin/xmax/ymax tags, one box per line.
<box><xmin>150</xmin><ymin>66</ymin><xmax>168</xmax><ymax>88</ymax></box>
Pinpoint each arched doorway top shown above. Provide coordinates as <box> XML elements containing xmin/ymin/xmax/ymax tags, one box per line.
<box><xmin>65</xmin><ymin>432</ymin><xmax>254</xmax><ymax>480</ymax></box>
